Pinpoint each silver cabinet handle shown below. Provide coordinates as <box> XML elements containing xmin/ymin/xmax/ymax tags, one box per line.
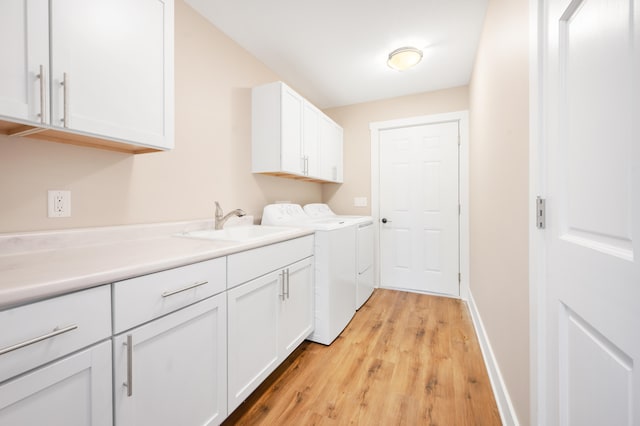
<box><xmin>37</xmin><ymin>65</ymin><xmax>46</xmax><ymax>124</ymax></box>
<box><xmin>161</xmin><ymin>280</ymin><xmax>208</xmax><ymax>297</ymax></box>
<box><xmin>279</xmin><ymin>271</ymin><xmax>285</xmax><ymax>301</ymax></box>
<box><xmin>285</xmin><ymin>269</ymin><xmax>290</xmax><ymax>299</ymax></box>
<box><xmin>60</xmin><ymin>72</ymin><xmax>69</xmax><ymax>127</ymax></box>
<box><xmin>0</xmin><ymin>324</ymin><xmax>78</xmax><ymax>356</ymax></box>
<box><xmin>123</xmin><ymin>334</ymin><xmax>133</xmax><ymax>397</ymax></box>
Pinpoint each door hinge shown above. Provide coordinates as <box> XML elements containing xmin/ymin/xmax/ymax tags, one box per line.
<box><xmin>536</xmin><ymin>196</ymin><xmax>546</xmax><ymax>229</ymax></box>
<box><xmin>458</xmin><ymin>272</ymin><xmax>461</xmax><ymax>283</ymax></box>
<box><xmin>458</xmin><ymin>204</ymin><xmax>461</xmax><ymax>215</ymax></box>
<box><xmin>457</xmin><ymin>135</ymin><xmax>461</xmax><ymax>146</ymax></box>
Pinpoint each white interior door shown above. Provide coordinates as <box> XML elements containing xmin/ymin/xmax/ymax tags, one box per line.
<box><xmin>379</xmin><ymin>121</ymin><xmax>459</xmax><ymax>296</ymax></box>
<box><xmin>540</xmin><ymin>0</ymin><xmax>640</xmax><ymax>423</ymax></box>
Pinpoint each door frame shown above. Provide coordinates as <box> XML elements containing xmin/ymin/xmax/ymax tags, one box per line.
<box><xmin>529</xmin><ymin>1</ymin><xmax>545</xmax><ymax>424</ymax></box>
<box><xmin>369</xmin><ymin>111</ymin><xmax>470</xmax><ymax>300</ymax></box>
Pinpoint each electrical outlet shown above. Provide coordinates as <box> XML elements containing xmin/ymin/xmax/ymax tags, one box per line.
<box><xmin>48</xmin><ymin>190</ymin><xmax>71</xmax><ymax>218</ymax></box>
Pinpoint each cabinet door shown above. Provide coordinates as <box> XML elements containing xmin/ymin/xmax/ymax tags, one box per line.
<box><xmin>334</xmin><ymin>125</ymin><xmax>344</xmax><ymax>182</ymax></box>
<box><xmin>114</xmin><ymin>294</ymin><xmax>227</xmax><ymax>426</ymax></box>
<box><xmin>319</xmin><ymin>117</ymin><xmax>344</xmax><ymax>183</ymax></box>
<box><xmin>280</xmin><ymin>86</ymin><xmax>303</xmax><ymax>174</ymax></box>
<box><xmin>50</xmin><ymin>0</ymin><xmax>174</xmax><ymax>149</ymax></box>
<box><xmin>302</xmin><ymin>103</ymin><xmax>319</xmax><ymax>177</ymax></box>
<box><xmin>227</xmin><ymin>271</ymin><xmax>280</xmax><ymax>413</ymax></box>
<box><xmin>0</xmin><ymin>0</ymin><xmax>48</xmax><ymax>123</ymax></box>
<box><xmin>0</xmin><ymin>341</ymin><xmax>112</xmax><ymax>426</ymax></box>
<box><xmin>279</xmin><ymin>257</ymin><xmax>314</xmax><ymax>358</ymax></box>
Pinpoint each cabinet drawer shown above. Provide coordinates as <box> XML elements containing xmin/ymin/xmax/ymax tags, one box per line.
<box><xmin>0</xmin><ymin>285</ymin><xmax>111</xmax><ymax>383</ymax></box>
<box><xmin>227</xmin><ymin>235</ymin><xmax>314</xmax><ymax>289</ymax></box>
<box><xmin>113</xmin><ymin>257</ymin><xmax>226</xmax><ymax>334</ymax></box>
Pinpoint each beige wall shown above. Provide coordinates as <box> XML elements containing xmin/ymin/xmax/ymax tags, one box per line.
<box><xmin>322</xmin><ymin>87</ymin><xmax>469</xmax><ymax>215</ymax></box>
<box><xmin>1</xmin><ymin>3</ymin><xmax>531</xmax><ymax>421</ymax></box>
<box><xmin>0</xmin><ymin>0</ymin><xmax>322</xmax><ymax>233</ymax></box>
<box><xmin>469</xmin><ymin>0</ymin><xmax>530</xmax><ymax>423</ymax></box>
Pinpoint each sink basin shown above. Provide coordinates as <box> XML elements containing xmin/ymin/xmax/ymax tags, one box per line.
<box><xmin>178</xmin><ymin>225</ymin><xmax>295</xmax><ymax>243</ymax></box>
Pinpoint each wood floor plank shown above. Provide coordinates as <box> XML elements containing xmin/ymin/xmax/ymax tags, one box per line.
<box><xmin>223</xmin><ymin>289</ymin><xmax>501</xmax><ymax>425</ymax></box>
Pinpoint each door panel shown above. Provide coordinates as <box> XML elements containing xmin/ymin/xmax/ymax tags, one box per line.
<box><xmin>542</xmin><ymin>0</ymin><xmax>640</xmax><ymax>423</ymax></box>
<box><xmin>379</xmin><ymin>121</ymin><xmax>459</xmax><ymax>296</ymax></box>
<box><xmin>281</xmin><ymin>87</ymin><xmax>303</xmax><ymax>174</ymax></box>
<box><xmin>303</xmin><ymin>104</ymin><xmax>319</xmax><ymax>177</ymax></box>
<box><xmin>0</xmin><ymin>341</ymin><xmax>112</xmax><ymax>426</ymax></box>
<box><xmin>560</xmin><ymin>0</ymin><xmax>634</xmax><ymax>260</ymax></box>
<box><xmin>227</xmin><ymin>272</ymin><xmax>280</xmax><ymax>413</ymax></box>
<box><xmin>561</xmin><ymin>305</ymin><xmax>633</xmax><ymax>426</ymax></box>
<box><xmin>113</xmin><ymin>295</ymin><xmax>227</xmax><ymax>426</ymax></box>
<box><xmin>50</xmin><ymin>0</ymin><xmax>170</xmax><ymax>147</ymax></box>
<box><xmin>0</xmin><ymin>0</ymin><xmax>48</xmax><ymax>122</ymax></box>
<box><xmin>279</xmin><ymin>257</ymin><xmax>314</xmax><ymax>357</ymax></box>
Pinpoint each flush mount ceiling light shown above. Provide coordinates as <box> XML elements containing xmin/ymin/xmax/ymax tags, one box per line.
<box><xmin>387</xmin><ymin>46</ymin><xmax>423</xmax><ymax>71</ymax></box>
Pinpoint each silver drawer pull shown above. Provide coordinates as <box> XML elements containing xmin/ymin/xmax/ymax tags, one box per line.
<box><xmin>161</xmin><ymin>280</ymin><xmax>208</xmax><ymax>298</ymax></box>
<box><xmin>37</xmin><ymin>64</ymin><xmax>46</xmax><ymax>123</ymax></box>
<box><xmin>123</xmin><ymin>334</ymin><xmax>133</xmax><ymax>397</ymax></box>
<box><xmin>0</xmin><ymin>324</ymin><xmax>78</xmax><ymax>356</ymax></box>
<box><xmin>285</xmin><ymin>269</ymin><xmax>290</xmax><ymax>299</ymax></box>
<box><xmin>60</xmin><ymin>72</ymin><xmax>69</xmax><ymax>128</ymax></box>
<box><xmin>279</xmin><ymin>272</ymin><xmax>285</xmax><ymax>301</ymax></box>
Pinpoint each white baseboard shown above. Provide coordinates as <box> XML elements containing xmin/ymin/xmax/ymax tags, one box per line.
<box><xmin>467</xmin><ymin>291</ymin><xmax>520</xmax><ymax>426</ymax></box>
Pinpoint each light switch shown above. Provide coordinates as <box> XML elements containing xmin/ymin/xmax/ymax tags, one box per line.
<box><xmin>354</xmin><ymin>197</ymin><xmax>368</xmax><ymax>207</ymax></box>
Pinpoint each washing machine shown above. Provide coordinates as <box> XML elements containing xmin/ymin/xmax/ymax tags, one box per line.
<box><xmin>303</xmin><ymin>204</ymin><xmax>374</xmax><ymax>309</ymax></box>
<box><xmin>261</xmin><ymin>203</ymin><xmax>356</xmax><ymax>345</ymax></box>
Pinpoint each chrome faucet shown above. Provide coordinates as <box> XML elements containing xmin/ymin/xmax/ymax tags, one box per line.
<box><xmin>215</xmin><ymin>201</ymin><xmax>246</xmax><ymax>230</ymax></box>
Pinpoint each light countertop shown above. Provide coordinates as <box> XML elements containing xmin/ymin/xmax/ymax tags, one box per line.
<box><xmin>0</xmin><ymin>220</ymin><xmax>313</xmax><ymax>310</ymax></box>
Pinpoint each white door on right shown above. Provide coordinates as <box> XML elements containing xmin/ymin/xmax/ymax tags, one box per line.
<box><xmin>379</xmin><ymin>121</ymin><xmax>459</xmax><ymax>296</ymax></box>
<box><xmin>541</xmin><ymin>0</ymin><xmax>640</xmax><ymax>424</ymax></box>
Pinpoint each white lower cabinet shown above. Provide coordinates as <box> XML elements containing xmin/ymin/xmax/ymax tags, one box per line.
<box><xmin>112</xmin><ymin>257</ymin><xmax>227</xmax><ymax>426</ymax></box>
<box><xmin>113</xmin><ymin>293</ymin><xmax>227</xmax><ymax>426</ymax></box>
<box><xmin>0</xmin><ymin>285</ymin><xmax>112</xmax><ymax>426</ymax></box>
<box><xmin>227</xmin><ymin>271</ymin><xmax>280</xmax><ymax>413</ymax></box>
<box><xmin>279</xmin><ymin>257</ymin><xmax>314</xmax><ymax>357</ymax></box>
<box><xmin>227</xmin><ymin>256</ymin><xmax>314</xmax><ymax>414</ymax></box>
<box><xmin>1</xmin><ymin>236</ymin><xmax>314</xmax><ymax>425</ymax></box>
<box><xmin>0</xmin><ymin>340</ymin><xmax>112</xmax><ymax>426</ymax></box>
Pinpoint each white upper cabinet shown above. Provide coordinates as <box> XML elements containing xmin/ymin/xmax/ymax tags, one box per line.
<box><xmin>302</xmin><ymin>103</ymin><xmax>320</xmax><ymax>177</ymax></box>
<box><xmin>319</xmin><ymin>115</ymin><xmax>344</xmax><ymax>183</ymax></box>
<box><xmin>0</xmin><ymin>0</ymin><xmax>174</xmax><ymax>153</ymax></box>
<box><xmin>0</xmin><ymin>0</ymin><xmax>49</xmax><ymax>124</ymax></box>
<box><xmin>252</xmin><ymin>81</ymin><xmax>343</xmax><ymax>183</ymax></box>
<box><xmin>280</xmin><ymin>86</ymin><xmax>304</xmax><ymax>174</ymax></box>
<box><xmin>50</xmin><ymin>0</ymin><xmax>174</xmax><ymax>150</ymax></box>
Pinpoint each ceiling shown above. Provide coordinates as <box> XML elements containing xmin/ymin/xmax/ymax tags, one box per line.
<box><xmin>184</xmin><ymin>0</ymin><xmax>488</xmax><ymax>109</ymax></box>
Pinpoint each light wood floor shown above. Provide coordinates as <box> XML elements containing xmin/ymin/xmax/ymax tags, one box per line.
<box><xmin>223</xmin><ymin>289</ymin><xmax>501</xmax><ymax>425</ymax></box>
